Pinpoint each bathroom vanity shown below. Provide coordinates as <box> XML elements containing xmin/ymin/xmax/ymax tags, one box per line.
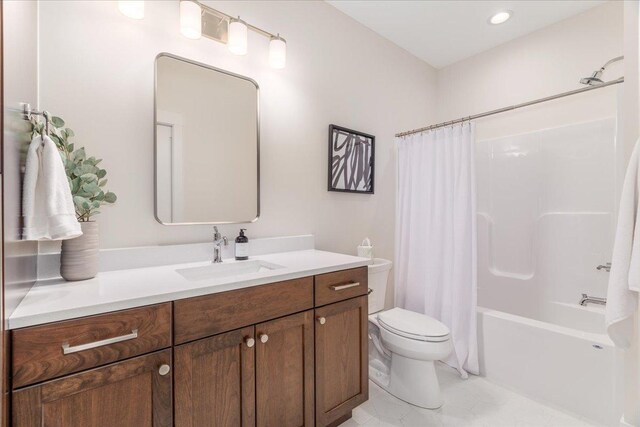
<box><xmin>8</xmin><ymin>249</ymin><xmax>369</xmax><ymax>427</ymax></box>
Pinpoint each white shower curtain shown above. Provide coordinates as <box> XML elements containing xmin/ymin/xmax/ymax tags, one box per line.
<box><xmin>395</xmin><ymin>123</ymin><xmax>479</xmax><ymax>378</ymax></box>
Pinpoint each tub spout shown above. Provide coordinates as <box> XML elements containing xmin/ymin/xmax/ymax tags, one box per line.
<box><xmin>579</xmin><ymin>293</ymin><xmax>607</xmax><ymax>306</ymax></box>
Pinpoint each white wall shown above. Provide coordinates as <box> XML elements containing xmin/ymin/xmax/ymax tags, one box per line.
<box><xmin>3</xmin><ymin>0</ymin><xmax>39</xmax><ymax>319</ymax></box>
<box><xmin>436</xmin><ymin>1</ymin><xmax>623</xmax><ymax>140</ymax></box>
<box><xmin>37</xmin><ymin>1</ymin><xmax>437</xmax><ymax>283</ymax></box>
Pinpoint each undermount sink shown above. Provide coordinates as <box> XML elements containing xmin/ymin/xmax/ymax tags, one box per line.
<box><xmin>176</xmin><ymin>260</ymin><xmax>285</xmax><ymax>282</ymax></box>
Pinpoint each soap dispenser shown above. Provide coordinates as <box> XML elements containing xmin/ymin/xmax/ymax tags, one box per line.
<box><xmin>235</xmin><ymin>229</ymin><xmax>249</xmax><ymax>260</ymax></box>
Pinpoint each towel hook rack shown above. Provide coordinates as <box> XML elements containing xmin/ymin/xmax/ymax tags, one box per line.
<box><xmin>22</xmin><ymin>103</ymin><xmax>50</xmax><ymax>141</ymax></box>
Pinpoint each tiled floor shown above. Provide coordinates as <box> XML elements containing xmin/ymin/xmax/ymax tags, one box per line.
<box><xmin>343</xmin><ymin>363</ymin><xmax>601</xmax><ymax>427</ymax></box>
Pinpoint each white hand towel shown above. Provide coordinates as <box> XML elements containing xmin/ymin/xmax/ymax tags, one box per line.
<box><xmin>606</xmin><ymin>139</ymin><xmax>640</xmax><ymax>348</ymax></box>
<box><xmin>22</xmin><ymin>135</ymin><xmax>82</xmax><ymax>241</ymax></box>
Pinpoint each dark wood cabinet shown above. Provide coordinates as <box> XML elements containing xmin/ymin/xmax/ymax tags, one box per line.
<box><xmin>12</xmin><ymin>350</ymin><xmax>172</xmax><ymax>427</ymax></box>
<box><xmin>314</xmin><ymin>267</ymin><xmax>368</xmax><ymax>306</ymax></box>
<box><xmin>174</xmin><ymin>311</ymin><xmax>315</xmax><ymax>427</ymax></box>
<box><xmin>10</xmin><ymin>268</ymin><xmax>369</xmax><ymax>427</ymax></box>
<box><xmin>314</xmin><ymin>296</ymin><xmax>368</xmax><ymax>427</ymax></box>
<box><xmin>12</xmin><ymin>303</ymin><xmax>172</xmax><ymax>388</ymax></box>
<box><xmin>174</xmin><ymin>278</ymin><xmax>313</xmax><ymax>345</ymax></box>
<box><xmin>174</xmin><ymin>326</ymin><xmax>256</xmax><ymax>427</ymax></box>
<box><xmin>255</xmin><ymin>311</ymin><xmax>314</xmax><ymax>427</ymax></box>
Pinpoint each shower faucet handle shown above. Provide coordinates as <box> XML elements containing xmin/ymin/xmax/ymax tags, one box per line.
<box><xmin>596</xmin><ymin>263</ymin><xmax>611</xmax><ymax>272</ymax></box>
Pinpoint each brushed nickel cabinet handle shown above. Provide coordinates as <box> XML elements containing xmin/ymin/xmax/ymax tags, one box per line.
<box><xmin>158</xmin><ymin>364</ymin><xmax>171</xmax><ymax>376</ymax></box>
<box><xmin>331</xmin><ymin>282</ymin><xmax>360</xmax><ymax>291</ymax></box>
<box><xmin>61</xmin><ymin>329</ymin><xmax>139</xmax><ymax>355</ymax></box>
<box><xmin>245</xmin><ymin>337</ymin><xmax>256</xmax><ymax>348</ymax></box>
<box><xmin>259</xmin><ymin>333</ymin><xmax>269</xmax><ymax>343</ymax></box>
<box><xmin>317</xmin><ymin>317</ymin><xmax>326</xmax><ymax>325</ymax></box>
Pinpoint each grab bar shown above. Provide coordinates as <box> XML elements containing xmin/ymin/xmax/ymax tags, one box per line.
<box><xmin>579</xmin><ymin>294</ymin><xmax>606</xmax><ymax>307</ymax></box>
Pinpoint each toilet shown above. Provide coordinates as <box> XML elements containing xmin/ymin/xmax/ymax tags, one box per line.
<box><xmin>367</xmin><ymin>259</ymin><xmax>453</xmax><ymax>409</ymax></box>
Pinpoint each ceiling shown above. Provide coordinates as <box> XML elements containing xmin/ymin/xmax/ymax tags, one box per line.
<box><xmin>326</xmin><ymin>1</ymin><xmax>606</xmax><ymax>69</ymax></box>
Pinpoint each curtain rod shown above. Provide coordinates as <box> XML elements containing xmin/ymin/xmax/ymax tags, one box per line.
<box><xmin>395</xmin><ymin>77</ymin><xmax>624</xmax><ymax>138</ymax></box>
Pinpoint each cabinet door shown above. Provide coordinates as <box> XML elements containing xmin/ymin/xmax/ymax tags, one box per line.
<box><xmin>315</xmin><ymin>296</ymin><xmax>368</xmax><ymax>427</ymax></box>
<box><xmin>12</xmin><ymin>349</ymin><xmax>172</xmax><ymax>427</ymax></box>
<box><xmin>255</xmin><ymin>311</ymin><xmax>314</xmax><ymax>427</ymax></box>
<box><xmin>174</xmin><ymin>326</ymin><xmax>255</xmax><ymax>427</ymax></box>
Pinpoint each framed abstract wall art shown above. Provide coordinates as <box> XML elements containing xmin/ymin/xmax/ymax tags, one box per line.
<box><xmin>328</xmin><ymin>124</ymin><xmax>375</xmax><ymax>194</ymax></box>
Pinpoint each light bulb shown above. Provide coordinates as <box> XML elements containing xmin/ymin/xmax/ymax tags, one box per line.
<box><xmin>118</xmin><ymin>1</ymin><xmax>144</xmax><ymax>20</ymax></box>
<box><xmin>228</xmin><ymin>18</ymin><xmax>248</xmax><ymax>55</ymax></box>
<box><xmin>180</xmin><ymin>0</ymin><xmax>202</xmax><ymax>40</ymax></box>
<box><xmin>269</xmin><ymin>36</ymin><xmax>286</xmax><ymax>69</ymax></box>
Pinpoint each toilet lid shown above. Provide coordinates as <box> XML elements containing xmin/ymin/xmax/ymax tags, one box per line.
<box><xmin>377</xmin><ymin>308</ymin><xmax>450</xmax><ymax>342</ymax></box>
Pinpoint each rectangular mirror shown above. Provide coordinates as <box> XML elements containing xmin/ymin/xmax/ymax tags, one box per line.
<box><xmin>154</xmin><ymin>53</ymin><xmax>259</xmax><ymax>225</ymax></box>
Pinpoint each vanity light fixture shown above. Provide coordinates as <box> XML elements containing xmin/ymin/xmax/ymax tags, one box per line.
<box><xmin>120</xmin><ymin>0</ymin><xmax>286</xmax><ymax>68</ymax></box>
<box><xmin>189</xmin><ymin>1</ymin><xmax>287</xmax><ymax>68</ymax></box>
<box><xmin>180</xmin><ymin>0</ymin><xmax>202</xmax><ymax>39</ymax></box>
<box><xmin>489</xmin><ymin>10</ymin><xmax>512</xmax><ymax>25</ymax></box>
<box><xmin>269</xmin><ymin>35</ymin><xmax>287</xmax><ymax>69</ymax></box>
<box><xmin>118</xmin><ymin>0</ymin><xmax>145</xmax><ymax>20</ymax></box>
<box><xmin>228</xmin><ymin>17</ymin><xmax>248</xmax><ymax>55</ymax></box>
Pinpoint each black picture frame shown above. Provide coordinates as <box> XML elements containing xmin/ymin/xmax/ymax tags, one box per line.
<box><xmin>328</xmin><ymin>124</ymin><xmax>375</xmax><ymax>194</ymax></box>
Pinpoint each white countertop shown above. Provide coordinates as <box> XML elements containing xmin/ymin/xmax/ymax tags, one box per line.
<box><xmin>8</xmin><ymin>250</ymin><xmax>370</xmax><ymax>329</ymax></box>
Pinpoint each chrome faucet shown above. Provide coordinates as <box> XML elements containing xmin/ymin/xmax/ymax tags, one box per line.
<box><xmin>579</xmin><ymin>293</ymin><xmax>607</xmax><ymax>307</ymax></box>
<box><xmin>212</xmin><ymin>226</ymin><xmax>228</xmax><ymax>263</ymax></box>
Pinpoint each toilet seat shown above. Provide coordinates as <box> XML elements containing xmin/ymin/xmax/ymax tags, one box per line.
<box><xmin>377</xmin><ymin>308</ymin><xmax>450</xmax><ymax>343</ymax></box>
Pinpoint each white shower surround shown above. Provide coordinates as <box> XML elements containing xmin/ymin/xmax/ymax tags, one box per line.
<box><xmin>475</xmin><ymin>117</ymin><xmax>624</xmax><ymax>425</ymax></box>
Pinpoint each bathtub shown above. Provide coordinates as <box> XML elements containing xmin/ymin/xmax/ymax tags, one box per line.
<box><xmin>477</xmin><ymin>304</ymin><xmax>624</xmax><ymax>426</ymax></box>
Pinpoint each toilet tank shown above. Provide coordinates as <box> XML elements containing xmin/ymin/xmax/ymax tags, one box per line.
<box><xmin>368</xmin><ymin>258</ymin><xmax>392</xmax><ymax>314</ymax></box>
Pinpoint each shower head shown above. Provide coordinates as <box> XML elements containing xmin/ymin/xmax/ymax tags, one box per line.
<box><xmin>580</xmin><ymin>56</ymin><xmax>623</xmax><ymax>86</ymax></box>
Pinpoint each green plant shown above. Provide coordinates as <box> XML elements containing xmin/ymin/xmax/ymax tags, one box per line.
<box><xmin>30</xmin><ymin>114</ymin><xmax>117</xmax><ymax>222</ymax></box>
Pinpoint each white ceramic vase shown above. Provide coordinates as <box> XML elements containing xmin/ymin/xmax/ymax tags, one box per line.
<box><xmin>60</xmin><ymin>221</ymin><xmax>99</xmax><ymax>281</ymax></box>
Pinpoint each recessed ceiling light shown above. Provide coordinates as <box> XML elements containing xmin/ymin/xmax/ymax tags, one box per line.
<box><xmin>489</xmin><ymin>11</ymin><xmax>512</xmax><ymax>25</ymax></box>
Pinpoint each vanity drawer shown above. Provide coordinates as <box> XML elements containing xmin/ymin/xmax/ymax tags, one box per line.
<box><xmin>12</xmin><ymin>303</ymin><xmax>172</xmax><ymax>389</ymax></box>
<box><xmin>174</xmin><ymin>277</ymin><xmax>314</xmax><ymax>344</ymax></box>
<box><xmin>314</xmin><ymin>267</ymin><xmax>368</xmax><ymax>306</ymax></box>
